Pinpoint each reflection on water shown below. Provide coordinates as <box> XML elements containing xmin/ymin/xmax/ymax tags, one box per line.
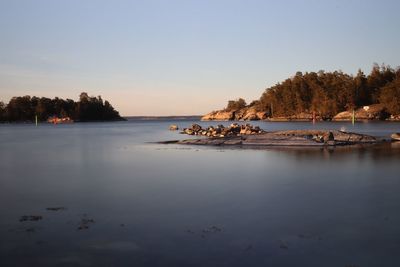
<box><xmin>0</xmin><ymin>120</ymin><xmax>400</xmax><ymax>267</ymax></box>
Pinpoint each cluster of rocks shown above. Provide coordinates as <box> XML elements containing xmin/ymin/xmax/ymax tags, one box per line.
<box><xmin>180</xmin><ymin>123</ymin><xmax>264</xmax><ymax>137</ymax></box>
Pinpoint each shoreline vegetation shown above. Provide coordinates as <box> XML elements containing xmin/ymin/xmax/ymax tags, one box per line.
<box><xmin>0</xmin><ymin>92</ymin><xmax>125</xmax><ymax>123</ymax></box>
<box><xmin>202</xmin><ymin>64</ymin><xmax>400</xmax><ymax>122</ymax></box>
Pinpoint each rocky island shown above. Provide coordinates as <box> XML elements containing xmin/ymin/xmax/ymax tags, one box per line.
<box><xmin>0</xmin><ymin>92</ymin><xmax>125</xmax><ymax>123</ymax></box>
<box><xmin>163</xmin><ymin>123</ymin><xmax>393</xmax><ymax>147</ymax></box>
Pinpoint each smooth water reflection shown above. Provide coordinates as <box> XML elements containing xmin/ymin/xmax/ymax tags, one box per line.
<box><xmin>0</xmin><ymin>120</ymin><xmax>400</xmax><ymax>267</ymax></box>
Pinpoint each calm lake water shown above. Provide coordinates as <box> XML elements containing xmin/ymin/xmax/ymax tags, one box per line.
<box><xmin>1</xmin><ymin>120</ymin><xmax>400</xmax><ymax>267</ymax></box>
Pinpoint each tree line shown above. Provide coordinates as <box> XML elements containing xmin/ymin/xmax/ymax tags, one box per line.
<box><xmin>226</xmin><ymin>64</ymin><xmax>400</xmax><ymax>119</ymax></box>
<box><xmin>0</xmin><ymin>92</ymin><xmax>124</xmax><ymax>122</ymax></box>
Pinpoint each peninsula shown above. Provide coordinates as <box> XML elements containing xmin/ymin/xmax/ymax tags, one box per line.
<box><xmin>202</xmin><ymin>64</ymin><xmax>400</xmax><ymax>122</ymax></box>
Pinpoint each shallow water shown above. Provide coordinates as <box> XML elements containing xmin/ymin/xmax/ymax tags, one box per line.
<box><xmin>0</xmin><ymin>120</ymin><xmax>400</xmax><ymax>267</ymax></box>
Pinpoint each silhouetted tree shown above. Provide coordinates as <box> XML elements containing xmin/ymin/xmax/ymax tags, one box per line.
<box><xmin>225</xmin><ymin>98</ymin><xmax>247</xmax><ymax>111</ymax></box>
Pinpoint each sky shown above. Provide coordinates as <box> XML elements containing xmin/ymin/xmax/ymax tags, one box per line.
<box><xmin>0</xmin><ymin>0</ymin><xmax>400</xmax><ymax>116</ymax></box>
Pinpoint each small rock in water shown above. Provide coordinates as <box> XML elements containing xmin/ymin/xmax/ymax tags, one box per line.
<box><xmin>169</xmin><ymin>124</ymin><xmax>179</xmax><ymax>131</ymax></box>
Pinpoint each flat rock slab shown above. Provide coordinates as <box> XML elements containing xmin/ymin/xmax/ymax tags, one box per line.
<box><xmin>160</xmin><ymin>130</ymin><xmax>383</xmax><ymax>147</ymax></box>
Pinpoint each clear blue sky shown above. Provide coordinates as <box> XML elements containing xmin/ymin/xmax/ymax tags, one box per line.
<box><xmin>1</xmin><ymin>0</ymin><xmax>399</xmax><ymax>115</ymax></box>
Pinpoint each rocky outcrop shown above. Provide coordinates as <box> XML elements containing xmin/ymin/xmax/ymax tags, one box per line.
<box><xmin>162</xmin><ymin>129</ymin><xmax>383</xmax><ymax>147</ymax></box>
<box><xmin>201</xmin><ymin>110</ymin><xmax>235</xmax><ymax>121</ymax></box>
<box><xmin>201</xmin><ymin>106</ymin><xmax>267</xmax><ymax>121</ymax></box>
<box><xmin>333</xmin><ymin>104</ymin><xmax>388</xmax><ymax>121</ymax></box>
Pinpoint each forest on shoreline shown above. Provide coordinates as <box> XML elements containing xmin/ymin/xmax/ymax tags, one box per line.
<box><xmin>225</xmin><ymin>64</ymin><xmax>400</xmax><ymax>119</ymax></box>
<box><xmin>0</xmin><ymin>92</ymin><xmax>124</xmax><ymax>122</ymax></box>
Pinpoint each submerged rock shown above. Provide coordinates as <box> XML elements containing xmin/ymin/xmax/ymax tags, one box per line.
<box><xmin>77</xmin><ymin>216</ymin><xmax>95</xmax><ymax>230</ymax></box>
<box><xmin>19</xmin><ymin>215</ymin><xmax>43</xmax><ymax>222</ymax></box>
<box><xmin>46</xmin><ymin>207</ymin><xmax>66</xmax><ymax>211</ymax></box>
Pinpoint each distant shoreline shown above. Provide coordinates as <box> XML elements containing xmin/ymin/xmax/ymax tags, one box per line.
<box><xmin>125</xmin><ymin>116</ymin><xmax>202</xmax><ymax>121</ymax></box>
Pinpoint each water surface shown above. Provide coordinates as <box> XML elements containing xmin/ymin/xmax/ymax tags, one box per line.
<box><xmin>1</xmin><ymin>120</ymin><xmax>400</xmax><ymax>267</ymax></box>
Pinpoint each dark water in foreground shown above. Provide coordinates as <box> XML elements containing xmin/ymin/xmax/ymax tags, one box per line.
<box><xmin>0</xmin><ymin>120</ymin><xmax>400</xmax><ymax>267</ymax></box>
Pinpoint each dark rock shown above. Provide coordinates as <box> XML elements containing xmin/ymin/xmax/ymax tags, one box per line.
<box><xmin>191</xmin><ymin>124</ymin><xmax>202</xmax><ymax>132</ymax></box>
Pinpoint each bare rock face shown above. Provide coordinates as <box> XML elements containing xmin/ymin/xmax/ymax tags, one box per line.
<box><xmin>201</xmin><ymin>106</ymin><xmax>267</xmax><ymax>121</ymax></box>
<box><xmin>240</xmin><ymin>107</ymin><xmax>261</xmax><ymax>120</ymax></box>
<box><xmin>256</xmin><ymin>111</ymin><xmax>268</xmax><ymax>120</ymax></box>
<box><xmin>201</xmin><ymin>110</ymin><xmax>235</xmax><ymax>121</ymax></box>
<box><xmin>333</xmin><ymin>104</ymin><xmax>387</xmax><ymax>121</ymax></box>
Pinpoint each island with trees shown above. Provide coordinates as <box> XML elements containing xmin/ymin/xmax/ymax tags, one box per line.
<box><xmin>202</xmin><ymin>64</ymin><xmax>400</xmax><ymax>121</ymax></box>
<box><xmin>0</xmin><ymin>92</ymin><xmax>125</xmax><ymax>123</ymax></box>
